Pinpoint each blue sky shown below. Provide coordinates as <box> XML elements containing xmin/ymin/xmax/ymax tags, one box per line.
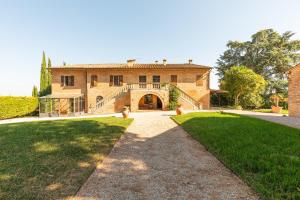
<box><xmin>0</xmin><ymin>0</ymin><xmax>300</xmax><ymax>96</ymax></box>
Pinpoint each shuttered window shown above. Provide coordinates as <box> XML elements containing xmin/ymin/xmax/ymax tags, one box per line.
<box><xmin>152</xmin><ymin>75</ymin><xmax>160</xmax><ymax>83</ymax></box>
<box><xmin>109</xmin><ymin>75</ymin><xmax>123</xmax><ymax>86</ymax></box>
<box><xmin>61</xmin><ymin>75</ymin><xmax>74</xmax><ymax>86</ymax></box>
<box><xmin>171</xmin><ymin>75</ymin><xmax>177</xmax><ymax>85</ymax></box>
<box><xmin>91</xmin><ymin>75</ymin><xmax>98</xmax><ymax>87</ymax></box>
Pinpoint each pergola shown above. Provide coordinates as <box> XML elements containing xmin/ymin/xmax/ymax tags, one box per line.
<box><xmin>39</xmin><ymin>93</ymin><xmax>85</xmax><ymax>117</ymax></box>
<box><xmin>210</xmin><ymin>89</ymin><xmax>229</xmax><ymax>107</ymax></box>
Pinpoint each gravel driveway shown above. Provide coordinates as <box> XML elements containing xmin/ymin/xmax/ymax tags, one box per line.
<box><xmin>73</xmin><ymin>111</ymin><xmax>259</xmax><ymax>200</ymax></box>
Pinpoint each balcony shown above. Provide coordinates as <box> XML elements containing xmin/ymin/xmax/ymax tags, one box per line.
<box><xmin>127</xmin><ymin>83</ymin><xmax>169</xmax><ymax>90</ymax></box>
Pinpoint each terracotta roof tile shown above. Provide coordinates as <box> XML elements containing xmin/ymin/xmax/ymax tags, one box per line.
<box><xmin>52</xmin><ymin>63</ymin><xmax>211</xmax><ymax>69</ymax></box>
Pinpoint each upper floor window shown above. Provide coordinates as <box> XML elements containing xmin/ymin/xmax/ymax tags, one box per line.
<box><xmin>91</xmin><ymin>75</ymin><xmax>98</xmax><ymax>87</ymax></box>
<box><xmin>171</xmin><ymin>75</ymin><xmax>177</xmax><ymax>85</ymax></box>
<box><xmin>61</xmin><ymin>75</ymin><xmax>74</xmax><ymax>87</ymax></box>
<box><xmin>196</xmin><ymin>74</ymin><xmax>203</xmax><ymax>86</ymax></box>
<box><xmin>139</xmin><ymin>75</ymin><xmax>146</xmax><ymax>83</ymax></box>
<box><xmin>109</xmin><ymin>75</ymin><xmax>123</xmax><ymax>86</ymax></box>
<box><xmin>153</xmin><ymin>75</ymin><xmax>160</xmax><ymax>83</ymax></box>
<box><xmin>139</xmin><ymin>75</ymin><xmax>147</xmax><ymax>88</ymax></box>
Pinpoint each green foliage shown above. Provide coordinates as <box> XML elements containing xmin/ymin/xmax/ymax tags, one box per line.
<box><xmin>221</xmin><ymin>66</ymin><xmax>266</xmax><ymax>108</ymax></box>
<box><xmin>0</xmin><ymin>96</ymin><xmax>38</xmax><ymax>119</ymax></box>
<box><xmin>216</xmin><ymin>29</ymin><xmax>300</xmax><ymax>80</ymax></box>
<box><xmin>169</xmin><ymin>86</ymin><xmax>180</xmax><ymax>110</ymax></box>
<box><xmin>39</xmin><ymin>52</ymin><xmax>52</xmax><ymax>96</ymax></box>
<box><xmin>40</xmin><ymin>51</ymin><xmax>48</xmax><ymax>96</ymax></box>
<box><xmin>47</xmin><ymin>57</ymin><xmax>52</xmax><ymax>94</ymax></box>
<box><xmin>173</xmin><ymin>112</ymin><xmax>300</xmax><ymax>199</ymax></box>
<box><xmin>32</xmin><ymin>85</ymin><xmax>38</xmax><ymax>97</ymax></box>
<box><xmin>0</xmin><ymin>117</ymin><xmax>132</xmax><ymax>199</ymax></box>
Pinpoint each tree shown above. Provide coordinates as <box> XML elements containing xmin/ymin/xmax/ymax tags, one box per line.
<box><xmin>32</xmin><ymin>85</ymin><xmax>38</xmax><ymax>97</ymax></box>
<box><xmin>47</xmin><ymin>57</ymin><xmax>52</xmax><ymax>94</ymax></box>
<box><xmin>39</xmin><ymin>51</ymin><xmax>48</xmax><ymax>96</ymax></box>
<box><xmin>216</xmin><ymin>29</ymin><xmax>300</xmax><ymax>80</ymax></box>
<box><xmin>220</xmin><ymin>66</ymin><xmax>266</xmax><ymax>108</ymax></box>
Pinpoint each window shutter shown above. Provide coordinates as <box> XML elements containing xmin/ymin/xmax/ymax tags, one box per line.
<box><xmin>70</xmin><ymin>76</ymin><xmax>74</xmax><ymax>86</ymax></box>
<box><xmin>109</xmin><ymin>75</ymin><xmax>113</xmax><ymax>86</ymax></box>
<box><xmin>119</xmin><ymin>75</ymin><xmax>123</xmax><ymax>86</ymax></box>
<box><xmin>61</xmin><ymin>76</ymin><xmax>65</xmax><ymax>86</ymax></box>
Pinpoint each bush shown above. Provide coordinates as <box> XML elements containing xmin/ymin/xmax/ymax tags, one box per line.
<box><xmin>169</xmin><ymin>86</ymin><xmax>180</xmax><ymax>110</ymax></box>
<box><xmin>168</xmin><ymin>102</ymin><xmax>178</xmax><ymax>110</ymax></box>
<box><xmin>0</xmin><ymin>96</ymin><xmax>38</xmax><ymax>120</ymax></box>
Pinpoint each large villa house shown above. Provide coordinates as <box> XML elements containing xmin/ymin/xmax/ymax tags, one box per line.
<box><xmin>288</xmin><ymin>63</ymin><xmax>300</xmax><ymax>117</ymax></box>
<box><xmin>39</xmin><ymin>59</ymin><xmax>211</xmax><ymax>116</ymax></box>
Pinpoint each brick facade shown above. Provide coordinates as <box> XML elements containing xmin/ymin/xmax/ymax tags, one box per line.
<box><xmin>51</xmin><ymin>62</ymin><xmax>211</xmax><ymax>114</ymax></box>
<box><xmin>288</xmin><ymin>64</ymin><xmax>300</xmax><ymax>117</ymax></box>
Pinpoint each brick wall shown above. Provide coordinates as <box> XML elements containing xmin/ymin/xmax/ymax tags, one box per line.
<box><xmin>288</xmin><ymin>65</ymin><xmax>300</xmax><ymax>117</ymax></box>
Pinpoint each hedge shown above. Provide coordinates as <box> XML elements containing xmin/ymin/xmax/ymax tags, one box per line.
<box><xmin>0</xmin><ymin>96</ymin><xmax>38</xmax><ymax>120</ymax></box>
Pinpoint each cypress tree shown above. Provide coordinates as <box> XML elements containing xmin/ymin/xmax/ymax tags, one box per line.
<box><xmin>40</xmin><ymin>51</ymin><xmax>48</xmax><ymax>96</ymax></box>
<box><xmin>47</xmin><ymin>57</ymin><xmax>52</xmax><ymax>94</ymax></box>
<box><xmin>32</xmin><ymin>85</ymin><xmax>38</xmax><ymax>97</ymax></box>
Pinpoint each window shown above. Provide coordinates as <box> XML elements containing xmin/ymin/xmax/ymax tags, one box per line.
<box><xmin>61</xmin><ymin>76</ymin><xmax>74</xmax><ymax>86</ymax></box>
<box><xmin>91</xmin><ymin>75</ymin><xmax>98</xmax><ymax>87</ymax></box>
<box><xmin>139</xmin><ymin>75</ymin><xmax>146</xmax><ymax>83</ymax></box>
<box><xmin>153</xmin><ymin>75</ymin><xmax>160</xmax><ymax>83</ymax></box>
<box><xmin>109</xmin><ymin>75</ymin><xmax>123</xmax><ymax>86</ymax></box>
<box><xmin>196</xmin><ymin>75</ymin><xmax>203</xmax><ymax>86</ymax></box>
<box><xmin>171</xmin><ymin>75</ymin><xmax>177</xmax><ymax>85</ymax></box>
<box><xmin>139</xmin><ymin>75</ymin><xmax>146</xmax><ymax>88</ymax></box>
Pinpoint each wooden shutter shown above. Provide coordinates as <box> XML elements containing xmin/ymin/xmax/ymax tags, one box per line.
<box><xmin>61</xmin><ymin>76</ymin><xmax>65</xmax><ymax>86</ymax></box>
<box><xmin>119</xmin><ymin>75</ymin><xmax>123</xmax><ymax>86</ymax></box>
<box><xmin>70</xmin><ymin>76</ymin><xmax>74</xmax><ymax>86</ymax></box>
<box><xmin>109</xmin><ymin>75</ymin><xmax>113</xmax><ymax>86</ymax></box>
<box><xmin>171</xmin><ymin>75</ymin><xmax>177</xmax><ymax>85</ymax></box>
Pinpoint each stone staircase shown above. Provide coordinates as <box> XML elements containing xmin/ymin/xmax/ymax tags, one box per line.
<box><xmin>91</xmin><ymin>83</ymin><xmax>201</xmax><ymax>113</ymax></box>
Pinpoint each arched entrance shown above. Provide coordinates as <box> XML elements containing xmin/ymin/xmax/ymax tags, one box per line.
<box><xmin>138</xmin><ymin>94</ymin><xmax>163</xmax><ymax>110</ymax></box>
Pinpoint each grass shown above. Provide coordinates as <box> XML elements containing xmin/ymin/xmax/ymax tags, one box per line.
<box><xmin>172</xmin><ymin>112</ymin><xmax>300</xmax><ymax>200</ymax></box>
<box><xmin>253</xmin><ymin>108</ymin><xmax>288</xmax><ymax>115</ymax></box>
<box><xmin>0</xmin><ymin>117</ymin><xmax>132</xmax><ymax>200</ymax></box>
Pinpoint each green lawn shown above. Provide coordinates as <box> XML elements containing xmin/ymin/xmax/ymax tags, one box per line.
<box><xmin>0</xmin><ymin>117</ymin><xmax>132</xmax><ymax>200</ymax></box>
<box><xmin>172</xmin><ymin>112</ymin><xmax>300</xmax><ymax>200</ymax></box>
<box><xmin>253</xmin><ymin>108</ymin><xmax>289</xmax><ymax>115</ymax></box>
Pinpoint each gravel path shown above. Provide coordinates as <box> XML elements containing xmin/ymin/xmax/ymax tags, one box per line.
<box><xmin>225</xmin><ymin>110</ymin><xmax>300</xmax><ymax>129</ymax></box>
<box><xmin>73</xmin><ymin>111</ymin><xmax>258</xmax><ymax>200</ymax></box>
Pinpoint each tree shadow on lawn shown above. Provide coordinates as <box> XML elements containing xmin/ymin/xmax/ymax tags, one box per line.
<box><xmin>0</xmin><ymin>117</ymin><xmax>131</xmax><ymax>200</ymax></box>
<box><xmin>173</xmin><ymin>112</ymin><xmax>300</xmax><ymax>200</ymax></box>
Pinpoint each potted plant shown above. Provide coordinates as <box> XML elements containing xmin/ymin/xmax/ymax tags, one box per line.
<box><xmin>176</xmin><ymin>104</ymin><xmax>184</xmax><ymax>115</ymax></box>
<box><xmin>122</xmin><ymin>106</ymin><xmax>130</xmax><ymax>118</ymax></box>
<box><xmin>270</xmin><ymin>94</ymin><xmax>283</xmax><ymax>113</ymax></box>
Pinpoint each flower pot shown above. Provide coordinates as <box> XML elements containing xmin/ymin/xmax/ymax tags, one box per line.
<box><xmin>176</xmin><ymin>105</ymin><xmax>184</xmax><ymax>115</ymax></box>
<box><xmin>271</xmin><ymin>105</ymin><xmax>282</xmax><ymax>113</ymax></box>
<box><xmin>122</xmin><ymin>107</ymin><xmax>129</xmax><ymax>118</ymax></box>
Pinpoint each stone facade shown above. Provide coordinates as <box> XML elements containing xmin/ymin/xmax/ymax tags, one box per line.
<box><xmin>51</xmin><ymin>61</ymin><xmax>211</xmax><ymax>114</ymax></box>
<box><xmin>288</xmin><ymin>64</ymin><xmax>300</xmax><ymax>117</ymax></box>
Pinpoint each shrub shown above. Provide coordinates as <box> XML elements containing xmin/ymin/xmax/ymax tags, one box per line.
<box><xmin>169</xmin><ymin>86</ymin><xmax>180</xmax><ymax>110</ymax></box>
<box><xmin>0</xmin><ymin>96</ymin><xmax>38</xmax><ymax>120</ymax></box>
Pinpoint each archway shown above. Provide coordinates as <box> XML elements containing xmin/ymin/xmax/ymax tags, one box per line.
<box><xmin>138</xmin><ymin>94</ymin><xmax>163</xmax><ymax>110</ymax></box>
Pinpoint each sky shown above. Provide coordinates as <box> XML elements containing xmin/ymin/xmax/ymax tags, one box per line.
<box><xmin>0</xmin><ymin>0</ymin><xmax>300</xmax><ymax>96</ymax></box>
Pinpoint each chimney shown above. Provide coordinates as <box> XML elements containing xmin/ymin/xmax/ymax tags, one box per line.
<box><xmin>188</xmin><ymin>59</ymin><xmax>193</xmax><ymax>64</ymax></box>
<box><xmin>127</xmin><ymin>59</ymin><xmax>136</xmax><ymax>67</ymax></box>
<box><xmin>163</xmin><ymin>59</ymin><xmax>167</xmax><ymax>66</ymax></box>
